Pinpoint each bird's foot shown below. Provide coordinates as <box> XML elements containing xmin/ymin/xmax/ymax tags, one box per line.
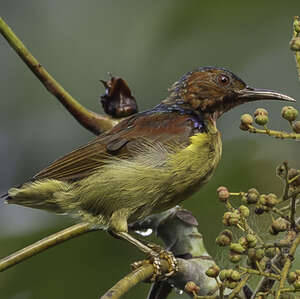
<box><xmin>131</xmin><ymin>244</ymin><xmax>178</xmax><ymax>282</ymax></box>
<box><xmin>148</xmin><ymin>243</ymin><xmax>179</xmax><ymax>278</ymax></box>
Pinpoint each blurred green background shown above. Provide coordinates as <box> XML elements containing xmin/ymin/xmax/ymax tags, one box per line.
<box><xmin>0</xmin><ymin>1</ymin><xmax>299</xmax><ymax>298</ymax></box>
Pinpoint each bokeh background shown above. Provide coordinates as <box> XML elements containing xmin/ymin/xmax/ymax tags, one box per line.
<box><xmin>1</xmin><ymin>1</ymin><xmax>300</xmax><ymax>298</ymax></box>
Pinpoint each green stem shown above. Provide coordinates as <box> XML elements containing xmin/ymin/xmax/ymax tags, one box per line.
<box><xmin>238</xmin><ymin>266</ymin><xmax>281</xmax><ymax>280</ymax></box>
<box><xmin>0</xmin><ymin>222</ymin><xmax>92</xmax><ymax>272</ymax></box>
<box><xmin>0</xmin><ymin>16</ymin><xmax>117</xmax><ymax>135</ymax></box>
<box><xmin>228</xmin><ymin>274</ymin><xmax>250</xmax><ymax>299</ymax></box>
<box><xmin>275</xmin><ymin>233</ymin><xmax>300</xmax><ymax>299</ymax></box>
<box><xmin>247</xmin><ymin>125</ymin><xmax>300</xmax><ymax>140</ymax></box>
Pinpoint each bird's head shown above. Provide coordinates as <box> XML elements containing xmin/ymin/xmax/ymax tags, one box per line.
<box><xmin>165</xmin><ymin>67</ymin><xmax>296</xmax><ymax>119</ymax></box>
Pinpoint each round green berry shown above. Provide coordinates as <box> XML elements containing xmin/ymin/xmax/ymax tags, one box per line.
<box><xmin>217</xmin><ymin>186</ymin><xmax>230</xmax><ymax>202</ymax></box>
<box><xmin>240</xmin><ymin>114</ymin><xmax>253</xmax><ymax>126</ymax></box>
<box><xmin>255</xmin><ymin>114</ymin><xmax>269</xmax><ymax>126</ymax></box>
<box><xmin>254</xmin><ymin>108</ymin><xmax>268</xmax><ymax>117</ymax></box>
<box><xmin>230</xmin><ymin>243</ymin><xmax>245</xmax><ymax>254</ymax></box>
<box><xmin>281</xmin><ymin>106</ymin><xmax>298</xmax><ymax>121</ymax></box>
<box><xmin>229</xmin><ymin>252</ymin><xmax>242</xmax><ymax>263</ymax></box>
<box><xmin>238</xmin><ymin>205</ymin><xmax>250</xmax><ymax>218</ymax></box>
<box><xmin>288</xmin><ymin>271</ymin><xmax>297</xmax><ymax>284</ymax></box>
<box><xmin>205</xmin><ymin>265</ymin><xmax>220</xmax><ymax>278</ymax></box>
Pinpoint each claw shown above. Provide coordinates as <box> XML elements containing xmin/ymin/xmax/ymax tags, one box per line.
<box><xmin>131</xmin><ymin>244</ymin><xmax>178</xmax><ymax>282</ymax></box>
<box><xmin>147</xmin><ymin>243</ymin><xmax>178</xmax><ymax>279</ymax></box>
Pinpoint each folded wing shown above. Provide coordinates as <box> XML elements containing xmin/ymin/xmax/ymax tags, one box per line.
<box><xmin>34</xmin><ymin>111</ymin><xmax>197</xmax><ymax>182</ymax></box>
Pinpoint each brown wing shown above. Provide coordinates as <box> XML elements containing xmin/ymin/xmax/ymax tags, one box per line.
<box><xmin>34</xmin><ymin>111</ymin><xmax>197</xmax><ymax>181</ymax></box>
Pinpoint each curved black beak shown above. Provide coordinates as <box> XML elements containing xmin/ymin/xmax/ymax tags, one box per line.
<box><xmin>237</xmin><ymin>87</ymin><xmax>296</xmax><ymax>103</ymax></box>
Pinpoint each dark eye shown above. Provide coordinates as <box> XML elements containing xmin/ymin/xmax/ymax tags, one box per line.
<box><xmin>217</xmin><ymin>74</ymin><xmax>230</xmax><ymax>86</ymax></box>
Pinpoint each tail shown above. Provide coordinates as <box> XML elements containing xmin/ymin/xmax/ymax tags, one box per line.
<box><xmin>1</xmin><ymin>183</ymin><xmax>22</xmax><ymax>201</ymax></box>
<box><xmin>1</xmin><ymin>192</ymin><xmax>9</xmax><ymax>200</ymax></box>
<box><xmin>4</xmin><ymin>179</ymin><xmax>72</xmax><ymax>214</ymax></box>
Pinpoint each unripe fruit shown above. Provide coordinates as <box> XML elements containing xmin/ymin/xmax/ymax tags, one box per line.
<box><xmin>245</xmin><ymin>188</ymin><xmax>259</xmax><ymax>204</ymax></box>
<box><xmin>223</xmin><ymin>212</ymin><xmax>240</xmax><ymax>226</ymax></box>
<box><xmin>254</xmin><ymin>108</ymin><xmax>269</xmax><ymax>126</ymax></box>
<box><xmin>269</xmin><ymin>218</ymin><xmax>289</xmax><ymax>235</ymax></box>
<box><xmin>246</xmin><ymin>234</ymin><xmax>257</xmax><ymax>248</ymax></box>
<box><xmin>281</xmin><ymin>106</ymin><xmax>298</xmax><ymax>121</ymax></box>
<box><xmin>290</xmin><ymin>37</ymin><xmax>300</xmax><ymax>51</ymax></box>
<box><xmin>217</xmin><ymin>186</ymin><xmax>230</xmax><ymax>202</ymax></box>
<box><xmin>294</xmin><ymin>17</ymin><xmax>300</xmax><ymax>33</ymax></box>
<box><xmin>288</xmin><ymin>271</ymin><xmax>297</xmax><ymax>284</ymax></box>
<box><xmin>185</xmin><ymin>281</ymin><xmax>200</xmax><ymax>294</ymax></box>
<box><xmin>254</xmin><ymin>108</ymin><xmax>268</xmax><ymax>117</ymax></box>
<box><xmin>205</xmin><ymin>265</ymin><xmax>220</xmax><ymax>278</ymax></box>
<box><xmin>240</xmin><ymin>114</ymin><xmax>253</xmax><ymax>126</ymax></box>
<box><xmin>265</xmin><ymin>193</ymin><xmax>279</xmax><ymax>207</ymax></box>
<box><xmin>238</xmin><ymin>205</ymin><xmax>250</xmax><ymax>218</ymax></box>
<box><xmin>219</xmin><ymin>270</ymin><xmax>228</xmax><ymax>281</ymax></box>
<box><xmin>230</xmin><ymin>243</ymin><xmax>245</xmax><ymax>254</ymax></box>
<box><xmin>227</xmin><ymin>281</ymin><xmax>238</xmax><ymax>289</ymax></box>
<box><xmin>229</xmin><ymin>215</ymin><xmax>240</xmax><ymax>226</ymax></box>
<box><xmin>292</xmin><ymin>121</ymin><xmax>300</xmax><ymax>133</ymax></box>
<box><xmin>239</xmin><ymin>236</ymin><xmax>247</xmax><ymax>247</ymax></box>
<box><xmin>248</xmin><ymin>248</ymin><xmax>265</xmax><ymax>262</ymax></box>
<box><xmin>258</xmin><ymin>194</ymin><xmax>266</xmax><ymax>205</ymax></box>
<box><xmin>293</xmin><ymin>279</ymin><xmax>300</xmax><ymax>289</ymax></box>
<box><xmin>216</xmin><ymin>229</ymin><xmax>233</xmax><ymax>246</ymax></box>
<box><xmin>231</xmin><ymin>270</ymin><xmax>241</xmax><ymax>281</ymax></box>
<box><xmin>255</xmin><ymin>249</ymin><xmax>265</xmax><ymax>261</ymax></box>
<box><xmin>255</xmin><ymin>115</ymin><xmax>269</xmax><ymax>126</ymax></box>
<box><xmin>229</xmin><ymin>252</ymin><xmax>242</xmax><ymax>263</ymax></box>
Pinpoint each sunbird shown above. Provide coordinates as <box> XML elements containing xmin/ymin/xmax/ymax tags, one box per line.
<box><xmin>4</xmin><ymin>67</ymin><xmax>295</xmax><ymax>260</ymax></box>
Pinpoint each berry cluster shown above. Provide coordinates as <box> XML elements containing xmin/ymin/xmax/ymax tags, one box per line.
<box><xmin>240</xmin><ymin>106</ymin><xmax>300</xmax><ymax>137</ymax></box>
<box><xmin>204</xmin><ymin>162</ymin><xmax>300</xmax><ymax>298</ymax></box>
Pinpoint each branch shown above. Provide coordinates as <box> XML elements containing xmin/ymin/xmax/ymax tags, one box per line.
<box><xmin>0</xmin><ymin>222</ymin><xmax>93</xmax><ymax>272</ymax></box>
<box><xmin>100</xmin><ymin>260</ymin><xmax>169</xmax><ymax>299</ymax></box>
<box><xmin>275</xmin><ymin>233</ymin><xmax>300</xmax><ymax>299</ymax></box>
<box><xmin>246</xmin><ymin>125</ymin><xmax>300</xmax><ymax>140</ymax></box>
<box><xmin>0</xmin><ymin>16</ymin><xmax>117</xmax><ymax>135</ymax></box>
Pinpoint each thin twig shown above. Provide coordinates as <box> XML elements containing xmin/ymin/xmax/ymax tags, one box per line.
<box><xmin>0</xmin><ymin>222</ymin><xmax>92</xmax><ymax>272</ymax></box>
<box><xmin>225</xmin><ymin>201</ymin><xmax>263</xmax><ymax>244</ymax></box>
<box><xmin>247</xmin><ymin>125</ymin><xmax>300</xmax><ymax>140</ymax></box>
<box><xmin>228</xmin><ymin>274</ymin><xmax>250</xmax><ymax>299</ymax></box>
<box><xmin>282</xmin><ymin>161</ymin><xmax>290</xmax><ymax>201</ymax></box>
<box><xmin>290</xmin><ymin>195</ymin><xmax>297</xmax><ymax>228</ymax></box>
<box><xmin>0</xmin><ymin>16</ymin><xmax>117</xmax><ymax>135</ymax></box>
<box><xmin>238</xmin><ymin>266</ymin><xmax>281</xmax><ymax>280</ymax></box>
<box><xmin>275</xmin><ymin>233</ymin><xmax>300</xmax><ymax>299</ymax></box>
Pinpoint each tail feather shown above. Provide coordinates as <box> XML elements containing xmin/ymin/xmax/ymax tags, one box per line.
<box><xmin>1</xmin><ymin>192</ymin><xmax>9</xmax><ymax>200</ymax></box>
<box><xmin>5</xmin><ymin>179</ymin><xmax>72</xmax><ymax>213</ymax></box>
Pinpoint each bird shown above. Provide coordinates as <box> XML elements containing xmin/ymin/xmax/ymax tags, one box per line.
<box><xmin>3</xmin><ymin>67</ymin><xmax>296</xmax><ymax>266</ymax></box>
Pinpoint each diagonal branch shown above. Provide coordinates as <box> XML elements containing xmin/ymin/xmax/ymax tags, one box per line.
<box><xmin>100</xmin><ymin>261</ymin><xmax>169</xmax><ymax>299</ymax></box>
<box><xmin>0</xmin><ymin>222</ymin><xmax>93</xmax><ymax>272</ymax></box>
<box><xmin>0</xmin><ymin>16</ymin><xmax>117</xmax><ymax>135</ymax></box>
<box><xmin>0</xmin><ymin>16</ymin><xmax>138</xmax><ymax>276</ymax></box>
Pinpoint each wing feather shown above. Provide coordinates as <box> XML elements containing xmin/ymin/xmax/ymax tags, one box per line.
<box><xmin>34</xmin><ymin>111</ymin><xmax>196</xmax><ymax>181</ymax></box>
